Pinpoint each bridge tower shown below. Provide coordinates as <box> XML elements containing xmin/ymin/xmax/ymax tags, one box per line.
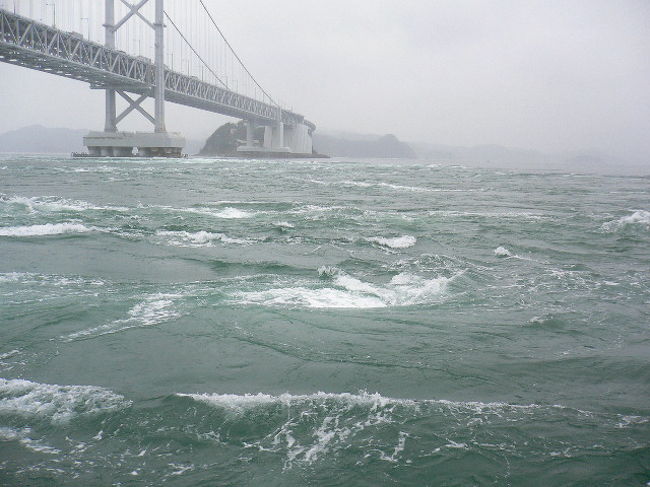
<box><xmin>84</xmin><ymin>0</ymin><xmax>184</xmax><ymax>157</ymax></box>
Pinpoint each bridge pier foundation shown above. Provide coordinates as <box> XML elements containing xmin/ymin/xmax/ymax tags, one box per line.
<box><xmin>84</xmin><ymin>131</ymin><xmax>185</xmax><ymax>158</ymax></box>
<box><xmin>262</xmin><ymin>123</ymin><xmax>290</xmax><ymax>153</ymax></box>
<box><xmin>237</xmin><ymin>120</ymin><xmax>314</xmax><ymax>157</ymax></box>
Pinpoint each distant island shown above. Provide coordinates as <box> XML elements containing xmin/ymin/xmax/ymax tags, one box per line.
<box><xmin>0</xmin><ymin>125</ymin><xmax>89</xmax><ymax>153</ymax></box>
<box><xmin>198</xmin><ymin>122</ymin><xmax>417</xmax><ymax>158</ymax></box>
<box><xmin>312</xmin><ymin>133</ymin><xmax>416</xmax><ymax>159</ymax></box>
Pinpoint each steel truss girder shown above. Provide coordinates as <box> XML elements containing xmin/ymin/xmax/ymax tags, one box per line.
<box><xmin>0</xmin><ymin>9</ymin><xmax>315</xmax><ymax>130</ymax></box>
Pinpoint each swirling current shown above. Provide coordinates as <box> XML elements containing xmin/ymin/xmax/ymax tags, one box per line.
<box><xmin>0</xmin><ymin>154</ymin><xmax>649</xmax><ymax>486</ymax></box>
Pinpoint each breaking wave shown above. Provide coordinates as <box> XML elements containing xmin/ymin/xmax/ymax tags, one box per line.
<box><xmin>0</xmin><ymin>195</ymin><xmax>127</xmax><ymax>213</ymax></box>
<box><xmin>0</xmin><ymin>222</ymin><xmax>95</xmax><ymax>237</ymax></box>
<box><xmin>174</xmin><ymin>390</ymin><xmax>643</xmax><ymax>469</ymax></box>
<box><xmin>367</xmin><ymin>235</ymin><xmax>417</xmax><ymax>249</ymax></box>
<box><xmin>155</xmin><ymin>230</ymin><xmax>251</xmax><ymax>247</ymax></box>
<box><xmin>63</xmin><ymin>293</ymin><xmax>182</xmax><ymax>341</ymax></box>
<box><xmin>0</xmin><ymin>378</ymin><xmax>130</xmax><ymax>423</ymax></box>
<box><xmin>602</xmin><ymin>210</ymin><xmax>650</xmax><ymax>231</ymax></box>
<box><xmin>178</xmin><ymin>207</ymin><xmax>256</xmax><ymax>219</ymax></box>
<box><xmin>494</xmin><ymin>246</ymin><xmax>512</xmax><ymax>257</ymax></box>
<box><xmin>232</xmin><ymin>268</ymin><xmax>451</xmax><ymax>308</ymax></box>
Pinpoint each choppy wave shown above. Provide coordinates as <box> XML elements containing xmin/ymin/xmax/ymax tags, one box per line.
<box><xmin>602</xmin><ymin>210</ymin><xmax>650</xmax><ymax>231</ymax></box>
<box><xmin>64</xmin><ymin>293</ymin><xmax>182</xmax><ymax>340</ymax></box>
<box><xmin>212</xmin><ymin>207</ymin><xmax>256</xmax><ymax>219</ymax></box>
<box><xmin>177</xmin><ymin>390</ymin><xmax>418</xmax><ymax>467</ymax></box>
<box><xmin>0</xmin><ymin>222</ymin><xmax>94</xmax><ymax>237</ymax></box>
<box><xmin>0</xmin><ymin>426</ymin><xmax>60</xmax><ymax>454</ymax></box>
<box><xmin>155</xmin><ymin>230</ymin><xmax>251</xmax><ymax>247</ymax></box>
<box><xmin>0</xmin><ymin>272</ymin><xmax>105</xmax><ymax>288</ymax></box>
<box><xmin>0</xmin><ymin>378</ymin><xmax>130</xmax><ymax>423</ymax></box>
<box><xmin>0</xmin><ymin>195</ymin><xmax>127</xmax><ymax>213</ymax></box>
<box><xmin>175</xmin><ymin>389</ymin><xmax>646</xmax><ymax>469</ymax></box>
<box><xmin>233</xmin><ymin>268</ymin><xmax>451</xmax><ymax>308</ymax></box>
<box><xmin>274</xmin><ymin>221</ymin><xmax>295</xmax><ymax>229</ymax></box>
<box><xmin>179</xmin><ymin>207</ymin><xmax>257</xmax><ymax>219</ymax></box>
<box><xmin>494</xmin><ymin>246</ymin><xmax>512</xmax><ymax>257</ymax></box>
<box><xmin>306</xmin><ymin>178</ymin><xmax>463</xmax><ymax>193</ymax></box>
<box><xmin>367</xmin><ymin>235</ymin><xmax>417</xmax><ymax>249</ymax></box>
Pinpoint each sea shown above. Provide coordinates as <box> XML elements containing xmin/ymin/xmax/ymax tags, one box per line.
<box><xmin>0</xmin><ymin>153</ymin><xmax>648</xmax><ymax>486</ymax></box>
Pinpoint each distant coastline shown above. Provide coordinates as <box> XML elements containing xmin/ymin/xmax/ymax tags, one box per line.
<box><xmin>0</xmin><ymin>124</ymin><xmax>645</xmax><ymax>174</ymax></box>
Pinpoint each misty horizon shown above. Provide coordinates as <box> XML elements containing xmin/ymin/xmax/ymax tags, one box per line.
<box><xmin>1</xmin><ymin>0</ymin><xmax>649</xmax><ymax>166</ymax></box>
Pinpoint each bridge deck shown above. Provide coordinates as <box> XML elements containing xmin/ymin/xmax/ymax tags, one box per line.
<box><xmin>0</xmin><ymin>9</ymin><xmax>314</xmax><ymax>130</ymax></box>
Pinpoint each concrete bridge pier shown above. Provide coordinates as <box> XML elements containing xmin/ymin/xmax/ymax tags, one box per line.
<box><xmin>262</xmin><ymin>121</ymin><xmax>291</xmax><ymax>153</ymax></box>
<box><xmin>84</xmin><ymin>131</ymin><xmax>184</xmax><ymax>157</ymax></box>
<box><xmin>237</xmin><ymin>119</ymin><xmax>314</xmax><ymax>157</ymax></box>
<box><xmin>283</xmin><ymin>122</ymin><xmax>313</xmax><ymax>155</ymax></box>
<box><xmin>83</xmin><ymin>0</ymin><xmax>185</xmax><ymax>158</ymax></box>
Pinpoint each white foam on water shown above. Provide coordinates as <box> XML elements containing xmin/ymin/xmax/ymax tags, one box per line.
<box><xmin>69</xmin><ymin>165</ymin><xmax>119</xmax><ymax>174</ymax></box>
<box><xmin>155</xmin><ymin>230</ymin><xmax>251</xmax><ymax>247</ymax></box>
<box><xmin>378</xmin><ymin>431</ymin><xmax>409</xmax><ymax>463</ymax></box>
<box><xmin>0</xmin><ymin>378</ymin><xmax>130</xmax><ymax>423</ymax></box>
<box><xmin>430</xmin><ymin>210</ymin><xmax>545</xmax><ymax>220</ymax></box>
<box><xmin>177</xmin><ymin>390</ymin><xmax>412</xmax><ymax>411</ymax></box>
<box><xmin>494</xmin><ymin>246</ymin><xmax>512</xmax><ymax>257</ymax></box>
<box><xmin>168</xmin><ymin>463</ymin><xmax>195</xmax><ymax>476</ymax></box>
<box><xmin>308</xmin><ymin>178</ymin><xmax>447</xmax><ymax>193</ymax></box>
<box><xmin>432</xmin><ymin>440</ymin><xmax>469</xmax><ymax>453</ymax></box>
<box><xmin>178</xmin><ymin>207</ymin><xmax>257</xmax><ymax>219</ymax></box>
<box><xmin>233</xmin><ymin>269</ymin><xmax>451</xmax><ymax>309</ymax></box>
<box><xmin>0</xmin><ymin>222</ymin><xmax>95</xmax><ymax>237</ymax></box>
<box><xmin>214</xmin><ymin>207</ymin><xmax>255</xmax><ymax>219</ymax></box>
<box><xmin>602</xmin><ymin>210</ymin><xmax>650</xmax><ymax>231</ymax></box>
<box><xmin>64</xmin><ymin>293</ymin><xmax>182</xmax><ymax>340</ymax></box>
<box><xmin>177</xmin><ymin>389</ymin><xmax>639</xmax><ymax>419</ymax></box>
<box><xmin>287</xmin><ymin>204</ymin><xmax>346</xmax><ymax>217</ymax></box>
<box><xmin>317</xmin><ymin>265</ymin><xmax>341</xmax><ymax>278</ymax></box>
<box><xmin>374</xmin><ymin>182</ymin><xmax>435</xmax><ymax>192</ymax></box>
<box><xmin>176</xmin><ymin>390</ymin><xmax>582</xmax><ymax>468</ymax></box>
<box><xmin>178</xmin><ymin>390</ymin><xmax>408</xmax><ymax>467</ymax></box>
<box><xmin>367</xmin><ymin>235</ymin><xmax>417</xmax><ymax>249</ymax></box>
<box><xmin>0</xmin><ymin>350</ymin><xmax>20</xmax><ymax>360</ymax></box>
<box><xmin>274</xmin><ymin>221</ymin><xmax>295</xmax><ymax>229</ymax></box>
<box><xmin>211</xmin><ymin>200</ymin><xmax>268</xmax><ymax>205</ymax></box>
<box><xmin>0</xmin><ymin>272</ymin><xmax>105</xmax><ymax>290</ymax></box>
<box><xmin>0</xmin><ymin>195</ymin><xmax>127</xmax><ymax>213</ymax></box>
<box><xmin>235</xmin><ymin>286</ymin><xmax>386</xmax><ymax>309</ymax></box>
<box><xmin>0</xmin><ymin>426</ymin><xmax>60</xmax><ymax>454</ymax></box>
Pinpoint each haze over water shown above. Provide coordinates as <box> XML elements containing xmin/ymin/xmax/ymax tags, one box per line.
<box><xmin>0</xmin><ymin>154</ymin><xmax>649</xmax><ymax>485</ymax></box>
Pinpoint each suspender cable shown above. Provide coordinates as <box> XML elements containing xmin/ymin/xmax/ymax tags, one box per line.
<box><xmin>197</xmin><ymin>0</ymin><xmax>279</xmax><ymax>108</ymax></box>
<box><xmin>163</xmin><ymin>9</ymin><xmax>228</xmax><ymax>89</ymax></box>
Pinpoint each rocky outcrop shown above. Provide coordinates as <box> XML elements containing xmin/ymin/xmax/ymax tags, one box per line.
<box><xmin>199</xmin><ymin>121</ymin><xmax>264</xmax><ymax>156</ymax></box>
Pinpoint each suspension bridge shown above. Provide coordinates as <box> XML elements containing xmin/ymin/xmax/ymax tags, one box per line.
<box><xmin>0</xmin><ymin>0</ymin><xmax>316</xmax><ymax>156</ymax></box>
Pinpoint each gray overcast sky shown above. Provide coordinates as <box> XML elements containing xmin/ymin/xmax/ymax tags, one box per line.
<box><xmin>1</xmin><ymin>0</ymin><xmax>649</xmax><ymax>162</ymax></box>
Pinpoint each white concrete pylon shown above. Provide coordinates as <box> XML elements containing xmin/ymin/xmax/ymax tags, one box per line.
<box><xmin>104</xmin><ymin>0</ymin><xmax>116</xmax><ymax>132</ymax></box>
<box><xmin>154</xmin><ymin>0</ymin><xmax>165</xmax><ymax>132</ymax></box>
<box><xmin>246</xmin><ymin>119</ymin><xmax>255</xmax><ymax>147</ymax></box>
<box><xmin>103</xmin><ymin>0</ymin><xmax>165</xmax><ymax>133</ymax></box>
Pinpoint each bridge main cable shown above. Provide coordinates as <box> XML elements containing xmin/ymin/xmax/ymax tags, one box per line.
<box><xmin>197</xmin><ymin>0</ymin><xmax>279</xmax><ymax>109</ymax></box>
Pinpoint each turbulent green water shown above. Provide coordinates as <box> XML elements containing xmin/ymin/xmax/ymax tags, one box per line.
<box><xmin>0</xmin><ymin>154</ymin><xmax>649</xmax><ymax>486</ymax></box>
